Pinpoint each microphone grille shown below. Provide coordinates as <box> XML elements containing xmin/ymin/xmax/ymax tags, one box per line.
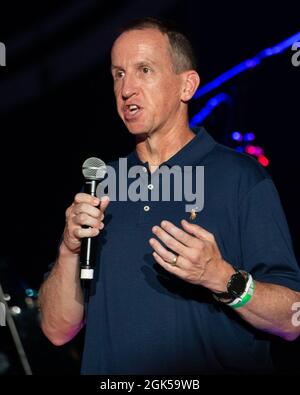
<box><xmin>82</xmin><ymin>157</ymin><xmax>107</xmax><ymax>180</ymax></box>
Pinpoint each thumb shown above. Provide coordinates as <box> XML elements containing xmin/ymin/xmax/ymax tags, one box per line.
<box><xmin>100</xmin><ymin>195</ymin><xmax>110</xmax><ymax>212</ymax></box>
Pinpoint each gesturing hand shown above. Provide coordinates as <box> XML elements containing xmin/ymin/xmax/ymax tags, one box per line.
<box><xmin>149</xmin><ymin>219</ymin><xmax>235</xmax><ymax>293</ymax></box>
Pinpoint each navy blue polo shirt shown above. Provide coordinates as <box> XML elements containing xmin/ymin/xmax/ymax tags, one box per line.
<box><xmin>81</xmin><ymin>127</ymin><xmax>300</xmax><ymax>374</ymax></box>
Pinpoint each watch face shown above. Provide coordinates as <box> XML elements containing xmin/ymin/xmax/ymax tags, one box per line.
<box><xmin>228</xmin><ymin>272</ymin><xmax>247</xmax><ymax>298</ymax></box>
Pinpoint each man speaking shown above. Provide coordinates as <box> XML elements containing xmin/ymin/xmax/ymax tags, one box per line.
<box><xmin>39</xmin><ymin>18</ymin><xmax>300</xmax><ymax>374</ymax></box>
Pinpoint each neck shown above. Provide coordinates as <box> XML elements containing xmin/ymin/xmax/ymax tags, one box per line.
<box><xmin>135</xmin><ymin>124</ymin><xmax>195</xmax><ymax>172</ymax></box>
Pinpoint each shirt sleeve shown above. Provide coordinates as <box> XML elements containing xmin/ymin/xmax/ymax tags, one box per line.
<box><xmin>239</xmin><ymin>177</ymin><xmax>300</xmax><ymax>291</ymax></box>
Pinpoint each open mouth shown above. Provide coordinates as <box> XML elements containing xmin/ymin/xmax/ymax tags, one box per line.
<box><xmin>128</xmin><ymin>104</ymin><xmax>139</xmax><ymax>115</ymax></box>
<box><xmin>124</xmin><ymin>104</ymin><xmax>142</xmax><ymax>120</ymax></box>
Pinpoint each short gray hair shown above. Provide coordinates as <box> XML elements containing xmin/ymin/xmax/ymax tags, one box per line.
<box><xmin>115</xmin><ymin>17</ymin><xmax>198</xmax><ymax>73</ymax></box>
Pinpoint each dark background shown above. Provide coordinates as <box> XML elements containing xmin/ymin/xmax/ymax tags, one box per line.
<box><xmin>0</xmin><ymin>0</ymin><xmax>299</xmax><ymax>375</ymax></box>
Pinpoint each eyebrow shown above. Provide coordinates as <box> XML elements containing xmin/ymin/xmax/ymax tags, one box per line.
<box><xmin>111</xmin><ymin>65</ymin><xmax>122</xmax><ymax>71</ymax></box>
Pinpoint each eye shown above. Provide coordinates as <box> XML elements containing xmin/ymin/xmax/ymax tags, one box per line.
<box><xmin>142</xmin><ymin>67</ymin><xmax>150</xmax><ymax>74</ymax></box>
<box><xmin>115</xmin><ymin>70</ymin><xmax>125</xmax><ymax>79</ymax></box>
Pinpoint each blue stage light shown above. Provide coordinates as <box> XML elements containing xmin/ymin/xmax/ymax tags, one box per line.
<box><xmin>232</xmin><ymin>131</ymin><xmax>243</xmax><ymax>141</ymax></box>
<box><xmin>244</xmin><ymin>132</ymin><xmax>255</xmax><ymax>142</ymax></box>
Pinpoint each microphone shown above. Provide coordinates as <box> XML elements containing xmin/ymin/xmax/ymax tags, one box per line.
<box><xmin>80</xmin><ymin>157</ymin><xmax>107</xmax><ymax>280</ymax></box>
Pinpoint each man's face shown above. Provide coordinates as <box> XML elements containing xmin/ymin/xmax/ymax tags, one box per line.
<box><xmin>111</xmin><ymin>28</ymin><xmax>184</xmax><ymax>136</ymax></box>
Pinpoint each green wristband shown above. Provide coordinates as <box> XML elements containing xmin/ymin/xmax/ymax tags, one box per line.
<box><xmin>231</xmin><ymin>280</ymin><xmax>255</xmax><ymax>309</ymax></box>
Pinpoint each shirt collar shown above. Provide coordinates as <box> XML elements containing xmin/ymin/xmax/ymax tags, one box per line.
<box><xmin>127</xmin><ymin>127</ymin><xmax>217</xmax><ymax>168</ymax></box>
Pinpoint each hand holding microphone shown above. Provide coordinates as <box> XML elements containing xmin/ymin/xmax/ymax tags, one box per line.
<box><xmin>62</xmin><ymin>158</ymin><xmax>109</xmax><ymax>280</ymax></box>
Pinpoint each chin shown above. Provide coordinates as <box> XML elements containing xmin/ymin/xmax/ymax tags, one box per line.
<box><xmin>125</xmin><ymin>122</ymin><xmax>148</xmax><ymax>136</ymax></box>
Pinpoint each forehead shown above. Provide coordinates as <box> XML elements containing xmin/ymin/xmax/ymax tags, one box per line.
<box><xmin>111</xmin><ymin>28</ymin><xmax>172</xmax><ymax>64</ymax></box>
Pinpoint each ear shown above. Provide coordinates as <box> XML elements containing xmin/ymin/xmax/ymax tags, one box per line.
<box><xmin>180</xmin><ymin>71</ymin><xmax>200</xmax><ymax>102</ymax></box>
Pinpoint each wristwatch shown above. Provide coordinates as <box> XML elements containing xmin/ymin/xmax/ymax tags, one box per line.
<box><xmin>214</xmin><ymin>268</ymin><xmax>248</xmax><ymax>301</ymax></box>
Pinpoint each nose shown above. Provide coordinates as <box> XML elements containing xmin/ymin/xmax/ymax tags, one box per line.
<box><xmin>121</xmin><ymin>74</ymin><xmax>138</xmax><ymax>101</ymax></box>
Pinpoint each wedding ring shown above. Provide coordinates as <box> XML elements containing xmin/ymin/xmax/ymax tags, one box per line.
<box><xmin>171</xmin><ymin>255</ymin><xmax>178</xmax><ymax>266</ymax></box>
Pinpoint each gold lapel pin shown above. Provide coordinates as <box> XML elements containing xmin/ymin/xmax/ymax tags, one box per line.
<box><xmin>190</xmin><ymin>208</ymin><xmax>197</xmax><ymax>221</ymax></box>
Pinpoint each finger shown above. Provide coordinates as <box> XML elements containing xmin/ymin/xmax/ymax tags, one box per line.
<box><xmin>152</xmin><ymin>225</ymin><xmax>188</xmax><ymax>257</ymax></box>
<box><xmin>74</xmin><ymin>203</ymin><xmax>103</xmax><ymax>219</ymax></box>
<box><xmin>74</xmin><ymin>226</ymin><xmax>100</xmax><ymax>239</ymax></box>
<box><xmin>99</xmin><ymin>195</ymin><xmax>110</xmax><ymax>212</ymax></box>
<box><xmin>160</xmin><ymin>220</ymin><xmax>197</xmax><ymax>247</ymax></box>
<box><xmin>73</xmin><ymin>213</ymin><xmax>101</xmax><ymax>228</ymax></box>
<box><xmin>152</xmin><ymin>251</ymin><xmax>186</xmax><ymax>277</ymax></box>
<box><xmin>75</xmin><ymin>193</ymin><xmax>100</xmax><ymax>206</ymax></box>
<box><xmin>181</xmin><ymin>220</ymin><xmax>214</xmax><ymax>242</ymax></box>
<box><xmin>149</xmin><ymin>238</ymin><xmax>178</xmax><ymax>264</ymax></box>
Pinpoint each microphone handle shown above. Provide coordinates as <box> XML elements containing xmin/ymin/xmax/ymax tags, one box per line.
<box><xmin>80</xmin><ymin>179</ymin><xmax>99</xmax><ymax>280</ymax></box>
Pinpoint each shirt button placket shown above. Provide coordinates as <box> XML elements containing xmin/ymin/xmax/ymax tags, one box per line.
<box><xmin>138</xmin><ymin>170</ymin><xmax>156</xmax><ymax>224</ymax></box>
